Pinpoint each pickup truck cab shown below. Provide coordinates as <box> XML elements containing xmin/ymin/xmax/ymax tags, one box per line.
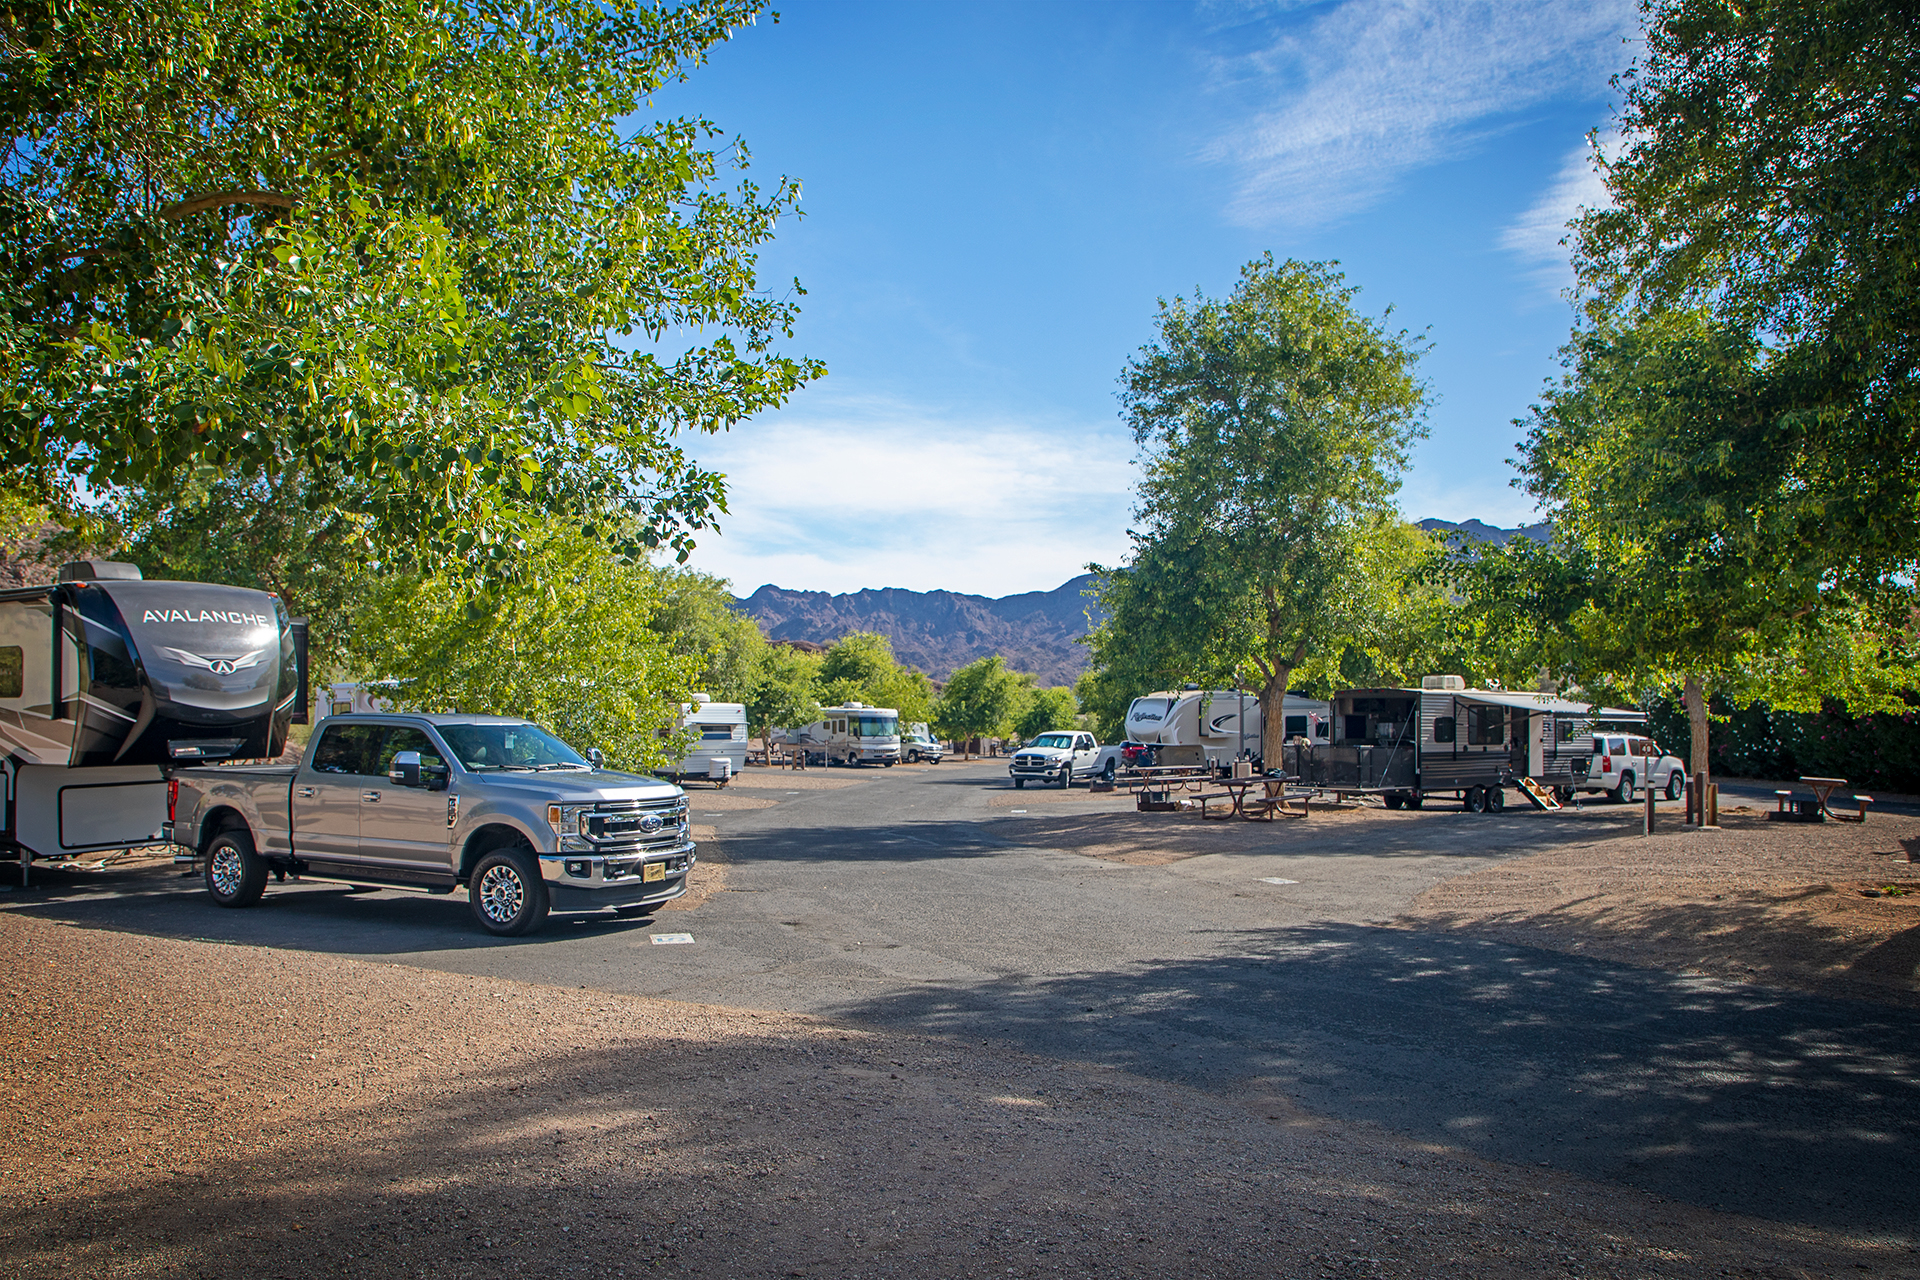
<box><xmin>167</xmin><ymin>713</ymin><xmax>695</xmax><ymax>935</ymax></box>
<box><xmin>1009</xmin><ymin>731</ymin><xmax>1103</xmax><ymax>788</ymax></box>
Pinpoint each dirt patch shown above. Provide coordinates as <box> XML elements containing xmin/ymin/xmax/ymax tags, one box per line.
<box><xmin>0</xmin><ymin>914</ymin><xmax>1905</xmax><ymax>1278</ymax></box>
<box><xmin>999</xmin><ymin>801</ymin><xmax>1431</xmax><ymax>865</ymax></box>
<box><xmin>1402</xmin><ymin>810</ymin><xmax>1920</xmax><ymax>1006</ymax></box>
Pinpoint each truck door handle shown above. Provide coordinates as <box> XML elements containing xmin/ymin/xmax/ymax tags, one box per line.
<box><xmin>362</xmin><ymin>790</ymin><xmax>381</xmax><ymax>802</ymax></box>
<box><xmin>296</xmin><ymin>787</ymin><xmax>317</xmax><ymax>798</ymax></box>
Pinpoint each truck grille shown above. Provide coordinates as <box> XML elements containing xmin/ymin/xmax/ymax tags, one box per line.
<box><xmin>585</xmin><ymin>796</ymin><xmax>690</xmax><ymax>850</ymax></box>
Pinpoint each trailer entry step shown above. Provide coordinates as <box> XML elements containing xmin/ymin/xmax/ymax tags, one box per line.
<box><xmin>1519</xmin><ymin>777</ymin><xmax>1562</xmax><ymax>811</ymax></box>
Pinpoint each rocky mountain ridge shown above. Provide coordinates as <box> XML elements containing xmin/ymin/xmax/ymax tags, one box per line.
<box><xmin>732</xmin><ymin>520</ymin><xmax>1546</xmax><ymax>684</ymax></box>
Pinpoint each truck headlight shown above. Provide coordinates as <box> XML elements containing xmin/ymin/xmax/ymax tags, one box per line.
<box><xmin>547</xmin><ymin>803</ymin><xmax>594</xmax><ymax>835</ymax></box>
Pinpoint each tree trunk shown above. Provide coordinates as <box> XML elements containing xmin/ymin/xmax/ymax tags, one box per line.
<box><xmin>1683</xmin><ymin>672</ymin><xmax>1710</xmax><ymax>792</ymax></box>
<box><xmin>1259</xmin><ymin>667</ymin><xmax>1296</xmax><ymax>770</ymax></box>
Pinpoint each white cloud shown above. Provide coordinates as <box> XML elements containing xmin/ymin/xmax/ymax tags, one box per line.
<box><xmin>1499</xmin><ymin>134</ymin><xmax>1613</xmax><ymax>296</ymax></box>
<box><xmin>674</xmin><ymin>391</ymin><xmax>1137</xmax><ymax>597</ymax></box>
<box><xmin>1208</xmin><ymin>0</ymin><xmax>1639</xmax><ymax>227</ymax></box>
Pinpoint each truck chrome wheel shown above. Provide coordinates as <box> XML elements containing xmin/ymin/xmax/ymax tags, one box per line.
<box><xmin>203</xmin><ymin>828</ymin><xmax>267</xmax><ymax>908</ymax></box>
<box><xmin>476</xmin><ymin>864</ymin><xmax>525</xmax><ymax>922</ymax></box>
<box><xmin>468</xmin><ymin>848</ymin><xmax>551</xmax><ymax>936</ymax></box>
<box><xmin>210</xmin><ymin>846</ymin><xmax>244</xmax><ymax>896</ymax></box>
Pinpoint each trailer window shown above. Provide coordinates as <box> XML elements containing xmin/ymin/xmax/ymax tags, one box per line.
<box><xmin>1433</xmin><ymin>716</ymin><xmax>1455</xmax><ymax>743</ymax></box>
<box><xmin>1466</xmin><ymin>705</ymin><xmax>1506</xmax><ymax>745</ymax></box>
<box><xmin>698</xmin><ymin>726</ymin><xmax>734</xmax><ymax>740</ymax></box>
<box><xmin>1284</xmin><ymin>715</ymin><xmax>1307</xmax><ymax>737</ymax></box>
<box><xmin>0</xmin><ymin>646</ymin><xmax>19</xmax><ymax>698</ymax></box>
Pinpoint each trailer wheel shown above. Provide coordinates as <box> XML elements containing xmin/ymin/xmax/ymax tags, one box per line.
<box><xmin>1464</xmin><ymin>786</ymin><xmax>1486</xmax><ymax>813</ymax></box>
<box><xmin>1487</xmin><ymin>786</ymin><xmax>1506</xmax><ymax>813</ymax></box>
<box><xmin>469</xmin><ymin>847</ymin><xmax>550</xmax><ymax>936</ymax></box>
<box><xmin>1405</xmin><ymin>792</ymin><xmax>1424</xmax><ymax>810</ymax></box>
<box><xmin>1384</xmin><ymin>793</ymin><xmax>1404</xmax><ymax>810</ymax></box>
<box><xmin>204</xmin><ymin>827</ymin><xmax>267</xmax><ymax>908</ymax></box>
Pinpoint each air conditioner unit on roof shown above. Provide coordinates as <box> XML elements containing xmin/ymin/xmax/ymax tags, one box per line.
<box><xmin>1422</xmin><ymin>674</ymin><xmax>1466</xmax><ymax>691</ymax></box>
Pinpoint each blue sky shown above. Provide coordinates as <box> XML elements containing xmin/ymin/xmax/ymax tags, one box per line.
<box><xmin>655</xmin><ymin>0</ymin><xmax>1639</xmax><ymax>597</ymax></box>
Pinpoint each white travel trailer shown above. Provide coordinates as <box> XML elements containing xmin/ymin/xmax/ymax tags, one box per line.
<box><xmin>1122</xmin><ymin>688</ymin><xmax>1331</xmax><ymax>768</ymax></box>
<box><xmin>318</xmin><ymin>681</ymin><xmax>391</xmax><ymax>720</ymax></box>
<box><xmin>777</xmin><ymin>702</ymin><xmax>900</xmax><ymax>768</ymax></box>
<box><xmin>0</xmin><ymin>561</ymin><xmax>305</xmax><ymax>880</ymax></box>
<box><xmin>655</xmin><ymin>694</ymin><xmax>748</xmax><ymax>785</ymax></box>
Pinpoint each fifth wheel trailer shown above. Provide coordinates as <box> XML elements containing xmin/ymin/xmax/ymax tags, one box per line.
<box><xmin>0</xmin><ymin>560</ymin><xmax>304</xmax><ymax>881</ymax></box>
<box><xmin>1122</xmin><ymin>688</ymin><xmax>1331</xmax><ymax>768</ymax></box>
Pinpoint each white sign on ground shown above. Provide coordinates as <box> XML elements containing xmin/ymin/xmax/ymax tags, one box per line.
<box><xmin>651</xmin><ymin>933</ymin><xmax>696</xmax><ymax>945</ymax></box>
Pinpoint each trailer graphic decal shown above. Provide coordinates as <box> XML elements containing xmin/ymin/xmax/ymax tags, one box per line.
<box><xmin>141</xmin><ymin>609</ymin><xmax>275</xmax><ymax>627</ymax></box>
<box><xmin>156</xmin><ymin>647</ymin><xmax>266</xmax><ymax>676</ymax></box>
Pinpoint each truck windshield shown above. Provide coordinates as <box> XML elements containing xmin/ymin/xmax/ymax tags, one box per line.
<box><xmin>439</xmin><ymin>723</ymin><xmax>590</xmax><ymax>771</ymax></box>
<box><xmin>852</xmin><ymin>716</ymin><xmax>896</xmax><ymax>738</ymax></box>
<box><xmin>1031</xmin><ymin>733</ymin><xmax>1074</xmax><ymax>749</ymax></box>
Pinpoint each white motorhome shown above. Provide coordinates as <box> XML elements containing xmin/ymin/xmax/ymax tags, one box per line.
<box><xmin>656</xmin><ymin>694</ymin><xmax>748</xmax><ymax>785</ymax></box>
<box><xmin>1</xmin><ymin>560</ymin><xmax>305</xmax><ymax>881</ymax></box>
<box><xmin>778</xmin><ymin>702</ymin><xmax>900</xmax><ymax>768</ymax></box>
<box><xmin>1122</xmin><ymin>688</ymin><xmax>1331</xmax><ymax>767</ymax></box>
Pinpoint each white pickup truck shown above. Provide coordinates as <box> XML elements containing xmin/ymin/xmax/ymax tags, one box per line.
<box><xmin>1007</xmin><ymin>732</ymin><xmax>1129</xmax><ymax>788</ymax></box>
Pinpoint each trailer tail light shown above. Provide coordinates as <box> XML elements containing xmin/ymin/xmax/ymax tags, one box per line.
<box><xmin>1600</xmin><ymin>757</ymin><xmax>1612</xmax><ymax>774</ymax></box>
<box><xmin>167</xmin><ymin>778</ymin><xmax>179</xmax><ymax>822</ymax></box>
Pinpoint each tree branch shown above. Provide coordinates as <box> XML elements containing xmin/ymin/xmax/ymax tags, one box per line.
<box><xmin>158</xmin><ymin>190</ymin><xmax>296</xmax><ymax>220</ymax></box>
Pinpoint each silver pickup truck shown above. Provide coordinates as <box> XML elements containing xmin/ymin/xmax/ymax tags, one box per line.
<box><xmin>166</xmin><ymin>713</ymin><xmax>695</xmax><ymax>935</ymax></box>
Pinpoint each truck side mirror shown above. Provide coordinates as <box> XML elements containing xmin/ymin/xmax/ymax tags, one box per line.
<box><xmin>388</xmin><ymin>750</ymin><xmax>423</xmax><ymax>788</ymax></box>
<box><xmin>587</xmin><ymin>747</ymin><xmax>605</xmax><ymax>769</ymax></box>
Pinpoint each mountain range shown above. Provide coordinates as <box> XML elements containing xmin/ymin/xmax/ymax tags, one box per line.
<box><xmin>731</xmin><ymin>519</ymin><xmax>1548</xmax><ymax>684</ymax></box>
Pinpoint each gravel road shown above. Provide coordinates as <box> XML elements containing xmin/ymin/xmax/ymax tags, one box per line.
<box><xmin>3</xmin><ymin>759</ymin><xmax>1915</xmax><ymax>1276</ymax></box>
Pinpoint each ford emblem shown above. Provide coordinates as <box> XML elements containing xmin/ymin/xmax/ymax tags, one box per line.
<box><xmin>638</xmin><ymin>814</ymin><xmax>664</xmax><ymax>835</ymax></box>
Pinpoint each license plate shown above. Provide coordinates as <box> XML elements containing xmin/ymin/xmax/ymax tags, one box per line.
<box><xmin>643</xmin><ymin>862</ymin><xmax>666</xmax><ymax>883</ymax></box>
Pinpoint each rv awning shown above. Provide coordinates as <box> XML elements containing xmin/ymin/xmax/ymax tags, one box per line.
<box><xmin>1446</xmin><ymin>689</ymin><xmax>1645</xmax><ymax>721</ymax></box>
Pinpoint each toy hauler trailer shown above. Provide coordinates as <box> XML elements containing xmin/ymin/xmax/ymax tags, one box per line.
<box><xmin>1291</xmin><ymin>676</ymin><xmax>1644</xmax><ymax>811</ymax></box>
<box><xmin>1122</xmin><ymin>688</ymin><xmax>1331</xmax><ymax>768</ymax></box>
<box><xmin>0</xmin><ymin>560</ymin><xmax>305</xmax><ymax>882</ymax></box>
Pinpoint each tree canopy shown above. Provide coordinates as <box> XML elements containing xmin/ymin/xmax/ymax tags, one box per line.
<box><xmin>1</xmin><ymin>0</ymin><xmax>821</xmax><ymax>570</ymax></box>
<box><xmin>1575</xmin><ymin>0</ymin><xmax>1920</xmax><ymax>584</ymax></box>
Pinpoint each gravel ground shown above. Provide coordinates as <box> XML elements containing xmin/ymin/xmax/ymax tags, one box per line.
<box><xmin>3</xmin><ymin>907</ymin><xmax>1912</xmax><ymax>1279</ymax></box>
<box><xmin>1403</xmin><ymin>809</ymin><xmax>1920</xmax><ymax>1007</ymax></box>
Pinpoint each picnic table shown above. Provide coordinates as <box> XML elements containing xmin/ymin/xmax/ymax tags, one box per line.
<box><xmin>1122</xmin><ymin>765</ymin><xmax>1212</xmax><ymax>794</ymax></box>
<box><xmin>1801</xmin><ymin>775</ymin><xmax>1872</xmax><ymax>822</ymax></box>
<box><xmin>1195</xmin><ymin>775</ymin><xmax>1307</xmax><ymax>821</ymax></box>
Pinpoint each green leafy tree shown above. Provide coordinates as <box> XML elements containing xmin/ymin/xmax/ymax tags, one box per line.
<box><xmin>2</xmin><ymin>0</ymin><xmax>821</xmax><ymax>571</ymax></box>
<box><xmin>646</xmin><ymin>568</ymin><xmax>769</xmax><ymax>705</ymax></box>
<box><xmin>1103</xmin><ymin>255</ymin><xmax>1428</xmax><ymax>764</ymax></box>
<box><xmin>817</xmin><ymin>631</ymin><xmax>936</xmax><ymax>726</ymax></box>
<box><xmin>935</xmin><ymin>655</ymin><xmax>1028</xmax><ymax>758</ymax></box>
<box><xmin>1574</xmin><ymin>0</ymin><xmax>1920</xmax><ymax>585</ymax></box>
<box><xmin>743</xmin><ymin>643</ymin><xmax>821</xmax><ymax>743</ymax></box>
<box><xmin>344</xmin><ymin>528</ymin><xmax>697</xmax><ymax>770</ymax></box>
<box><xmin>1015</xmin><ymin>686</ymin><xmax>1077</xmax><ymax>742</ymax></box>
<box><xmin>1500</xmin><ymin>307</ymin><xmax>1917</xmax><ymax>786</ymax></box>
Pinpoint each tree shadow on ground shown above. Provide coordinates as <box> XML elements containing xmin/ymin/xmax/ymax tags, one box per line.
<box><xmin>829</xmin><ymin>919</ymin><xmax>1920</xmax><ymax>1237</ymax></box>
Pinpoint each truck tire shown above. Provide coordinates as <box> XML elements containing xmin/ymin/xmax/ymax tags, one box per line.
<box><xmin>1014</xmin><ymin>778</ymin><xmax>1026</xmax><ymax>790</ymax></box>
<box><xmin>469</xmin><ymin>848</ymin><xmax>551</xmax><ymax>936</ymax></box>
<box><xmin>1101</xmin><ymin>759</ymin><xmax>1116</xmax><ymax>782</ymax></box>
<box><xmin>906</xmin><ymin>749</ymin><xmax>920</xmax><ymax>763</ymax></box>
<box><xmin>204</xmin><ymin>827</ymin><xmax>267</xmax><ymax>908</ymax></box>
<box><xmin>1666</xmin><ymin>770</ymin><xmax>1685</xmax><ymax>801</ymax></box>
<box><xmin>1058</xmin><ymin>765</ymin><xmax>1072</xmax><ymax>789</ymax></box>
<box><xmin>1616</xmin><ymin>773</ymin><xmax>1636</xmax><ymax>804</ymax></box>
